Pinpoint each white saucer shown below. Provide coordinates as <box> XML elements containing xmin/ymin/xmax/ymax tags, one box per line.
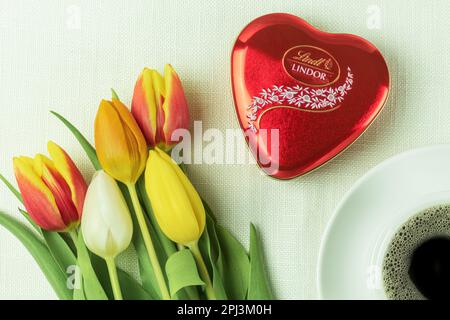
<box><xmin>318</xmin><ymin>145</ymin><xmax>450</xmax><ymax>299</ymax></box>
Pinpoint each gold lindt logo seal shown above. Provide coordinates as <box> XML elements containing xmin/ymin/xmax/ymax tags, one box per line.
<box><xmin>293</xmin><ymin>51</ymin><xmax>334</xmax><ymax>70</ymax></box>
<box><xmin>282</xmin><ymin>45</ymin><xmax>341</xmax><ymax>87</ymax></box>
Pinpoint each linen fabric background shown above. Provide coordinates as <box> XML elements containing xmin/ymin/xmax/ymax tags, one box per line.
<box><xmin>1</xmin><ymin>0</ymin><xmax>449</xmax><ymax>299</ymax></box>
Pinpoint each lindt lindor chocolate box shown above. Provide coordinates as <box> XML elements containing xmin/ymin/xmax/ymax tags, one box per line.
<box><xmin>231</xmin><ymin>13</ymin><xmax>389</xmax><ymax>179</ymax></box>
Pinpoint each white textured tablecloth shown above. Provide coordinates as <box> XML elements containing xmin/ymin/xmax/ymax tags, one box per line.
<box><xmin>1</xmin><ymin>0</ymin><xmax>450</xmax><ymax>299</ymax></box>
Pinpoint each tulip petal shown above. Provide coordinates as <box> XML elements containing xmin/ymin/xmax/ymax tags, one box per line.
<box><xmin>162</xmin><ymin>64</ymin><xmax>189</xmax><ymax>149</ymax></box>
<box><xmin>34</xmin><ymin>154</ymin><xmax>79</xmax><ymax>228</ymax></box>
<box><xmin>146</xmin><ymin>150</ymin><xmax>200</xmax><ymax>245</ymax></box>
<box><xmin>82</xmin><ymin>171</ymin><xmax>133</xmax><ymax>258</ymax></box>
<box><xmin>132</xmin><ymin>70</ymin><xmax>157</xmax><ymax>146</ymax></box>
<box><xmin>95</xmin><ymin>100</ymin><xmax>133</xmax><ymax>183</ymax></box>
<box><xmin>150</xmin><ymin>69</ymin><xmax>166</xmax><ymax>107</ymax></box>
<box><xmin>13</xmin><ymin>157</ymin><xmax>66</xmax><ymax>231</ymax></box>
<box><xmin>150</xmin><ymin>70</ymin><xmax>167</xmax><ymax>145</ymax></box>
<box><xmin>47</xmin><ymin>141</ymin><xmax>87</xmax><ymax>217</ymax></box>
<box><xmin>95</xmin><ymin>171</ymin><xmax>133</xmax><ymax>255</ymax></box>
<box><xmin>95</xmin><ymin>99</ymin><xmax>147</xmax><ymax>184</ymax></box>
<box><xmin>156</xmin><ymin>148</ymin><xmax>205</xmax><ymax>235</ymax></box>
<box><xmin>111</xmin><ymin>99</ymin><xmax>148</xmax><ymax>180</ymax></box>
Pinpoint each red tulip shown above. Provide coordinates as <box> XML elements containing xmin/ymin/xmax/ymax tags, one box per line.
<box><xmin>132</xmin><ymin>64</ymin><xmax>189</xmax><ymax>150</ymax></box>
<box><xmin>13</xmin><ymin>141</ymin><xmax>87</xmax><ymax>231</ymax></box>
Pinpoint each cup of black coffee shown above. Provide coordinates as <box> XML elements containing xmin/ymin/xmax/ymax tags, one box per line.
<box><xmin>382</xmin><ymin>204</ymin><xmax>450</xmax><ymax>300</ymax></box>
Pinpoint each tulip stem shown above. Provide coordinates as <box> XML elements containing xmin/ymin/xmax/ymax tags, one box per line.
<box><xmin>105</xmin><ymin>257</ymin><xmax>123</xmax><ymax>300</ymax></box>
<box><xmin>127</xmin><ymin>183</ymin><xmax>171</xmax><ymax>300</ymax></box>
<box><xmin>188</xmin><ymin>241</ymin><xmax>217</xmax><ymax>300</ymax></box>
<box><xmin>69</xmin><ymin>229</ymin><xmax>78</xmax><ymax>242</ymax></box>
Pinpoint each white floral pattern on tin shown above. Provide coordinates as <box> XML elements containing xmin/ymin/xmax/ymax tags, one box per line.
<box><xmin>246</xmin><ymin>67</ymin><xmax>354</xmax><ymax>132</ymax></box>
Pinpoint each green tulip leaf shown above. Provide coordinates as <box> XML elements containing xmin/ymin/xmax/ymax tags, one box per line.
<box><xmin>16</xmin><ymin>208</ymin><xmax>87</xmax><ymax>301</ymax></box>
<box><xmin>117</xmin><ymin>269</ymin><xmax>156</xmax><ymax>300</ymax></box>
<box><xmin>199</xmin><ymin>214</ymin><xmax>227</xmax><ymax>300</ymax></box>
<box><xmin>210</xmin><ymin>258</ymin><xmax>227</xmax><ymax>300</ymax></box>
<box><xmin>0</xmin><ymin>211</ymin><xmax>72</xmax><ymax>300</ymax></box>
<box><xmin>42</xmin><ymin>230</ymin><xmax>77</xmax><ymax>273</ymax></box>
<box><xmin>248</xmin><ymin>224</ymin><xmax>273</xmax><ymax>300</ymax></box>
<box><xmin>111</xmin><ymin>88</ymin><xmax>120</xmax><ymax>100</ymax></box>
<box><xmin>165</xmin><ymin>249</ymin><xmax>205</xmax><ymax>297</ymax></box>
<box><xmin>0</xmin><ymin>176</ymin><xmax>38</xmax><ymax>232</ymax></box>
<box><xmin>17</xmin><ymin>209</ymin><xmax>82</xmax><ymax>300</ymax></box>
<box><xmin>203</xmin><ymin>198</ymin><xmax>217</xmax><ymax>223</ymax></box>
<box><xmin>216</xmin><ymin>225</ymin><xmax>250</xmax><ymax>300</ymax></box>
<box><xmin>17</xmin><ymin>208</ymin><xmax>40</xmax><ymax>232</ymax></box>
<box><xmin>88</xmin><ymin>254</ymin><xmax>114</xmax><ymax>299</ymax></box>
<box><xmin>51</xmin><ymin>111</ymin><xmax>101</xmax><ymax>170</ymax></box>
<box><xmin>75</xmin><ymin>230</ymin><xmax>108</xmax><ymax>300</ymax></box>
<box><xmin>58</xmin><ymin>232</ymin><xmax>77</xmax><ymax>253</ymax></box>
<box><xmin>0</xmin><ymin>172</ymin><xmax>23</xmax><ymax>203</ymax></box>
<box><xmin>17</xmin><ymin>209</ymin><xmax>76</xmax><ymax>273</ymax></box>
<box><xmin>198</xmin><ymin>197</ymin><xmax>227</xmax><ymax>300</ymax></box>
<box><xmin>73</xmin><ymin>286</ymin><xmax>86</xmax><ymax>300</ymax></box>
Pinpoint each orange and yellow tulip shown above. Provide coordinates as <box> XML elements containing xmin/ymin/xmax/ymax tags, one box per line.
<box><xmin>131</xmin><ymin>64</ymin><xmax>189</xmax><ymax>151</ymax></box>
<box><xmin>94</xmin><ymin>98</ymin><xmax>148</xmax><ymax>185</ymax></box>
<box><xmin>13</xmin><ymin>141</ymin><xmax>87</xmax><ymax>231</ymax></box>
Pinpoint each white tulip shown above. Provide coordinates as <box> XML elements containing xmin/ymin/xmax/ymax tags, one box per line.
<box><xmin>81</xmin><ymin>170</ymin><xmax>133</xmax><ymax>259</ymax></box>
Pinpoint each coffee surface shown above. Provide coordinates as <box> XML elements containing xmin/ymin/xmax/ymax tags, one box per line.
<box><xmin>382</xmin><ymin>205</ymin><xmax>450</xmax><ymax>300</ymax></box>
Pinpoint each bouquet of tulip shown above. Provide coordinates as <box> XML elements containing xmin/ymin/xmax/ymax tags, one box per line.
<box><xmin>0</xmin><ymin>65</ymin><xmax>273</xmax><ymax>300</ymax></box>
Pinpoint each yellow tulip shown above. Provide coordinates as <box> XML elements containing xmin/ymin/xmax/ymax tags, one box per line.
<box><xmin>145</xmin><ymin>147</ymin><xmax>205</xmax><ymax>245</ymax></box>
<box><xmin>94</xmin><ymin>99</ymin><xmax>147</xmax><ymax>185</ymax></box>
<box><xmin>145</xmin><ymin>147</ymin><xmax>216</xmax><ymax>299</ymax></box>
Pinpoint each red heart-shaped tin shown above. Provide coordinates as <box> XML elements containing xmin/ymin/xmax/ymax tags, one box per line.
<box><xmin>231</xmin><ymin>13</ymin><xmax>389</xmax><ymax>179</ymax></box>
